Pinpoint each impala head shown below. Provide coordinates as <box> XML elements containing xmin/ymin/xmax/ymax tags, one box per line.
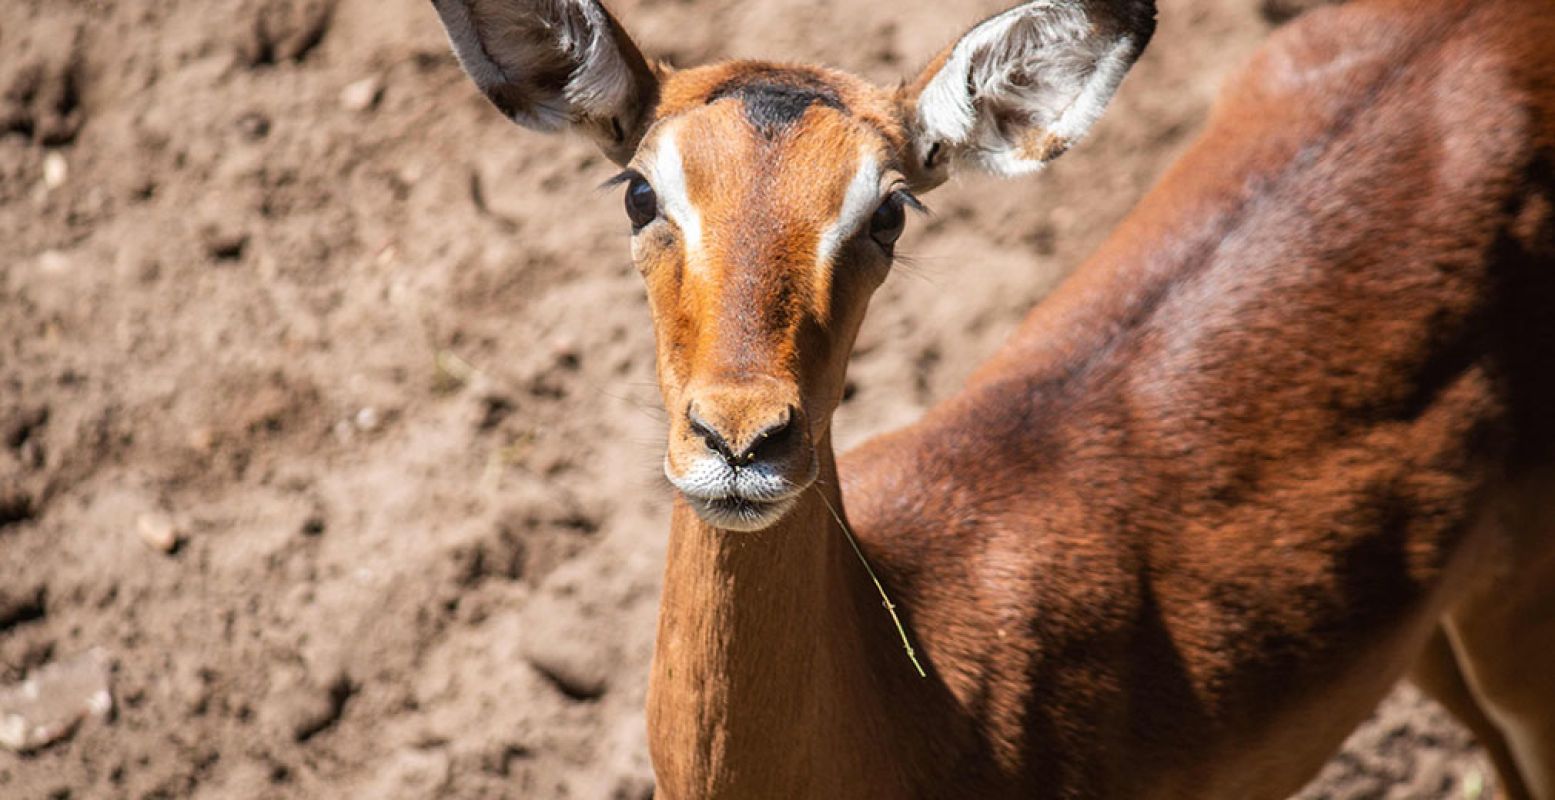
<box><xmin>433</xmin><ymin>0</ymin><xmax>1155</xmax><ymax>530</ymax></box>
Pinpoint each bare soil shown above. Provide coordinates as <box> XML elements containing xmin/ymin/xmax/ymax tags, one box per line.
<box><xmin>0</xmin><ymin>0</ymin><xmax>1497</xmax><ymax>797</ymax></box>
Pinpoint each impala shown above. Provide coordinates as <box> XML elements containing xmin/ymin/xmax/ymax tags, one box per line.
<box><xmin>430</xmin><ymin>0</ymin><xmax>1555</xmax><ymax>796</ymax></box>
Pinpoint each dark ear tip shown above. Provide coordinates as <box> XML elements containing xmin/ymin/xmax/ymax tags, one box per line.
<box><xmin>1121</xmin><ymin>1</ymin><xmax>1160</xmax><ymax>49</ymax></box>
<box><xmin>1084</xmin><ymin>0</ymin><xmax>1158</xmax><ymax>45</ymax></box>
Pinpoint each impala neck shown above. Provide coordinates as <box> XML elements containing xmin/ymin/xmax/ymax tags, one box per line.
<box><xmin>646</xmin><ymin>434</ymin><xmax>945</xmax><ymax>797</ymax></box>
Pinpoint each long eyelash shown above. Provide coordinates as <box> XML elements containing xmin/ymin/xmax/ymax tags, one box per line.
<box><xmin>894</xmin><ymin>188</ymin><xmax>930</xmax><ymax>215</ymax></box>
<box><xmin>599</xmin><ymin>169</ymin><xmax>642</xmax><ymax>191</ymax></box>
<box><xmin>890</xmin><ymin>250</ymin><xmax>934</xmax><ymax>283</ymax></box>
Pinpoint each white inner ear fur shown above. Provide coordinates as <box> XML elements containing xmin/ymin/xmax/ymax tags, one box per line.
<box><xmin>640</xmin><ymin>123</ymin><xmax>705</xmax><ymax>266</ymax></box>
<box><xmin>817</xmin><ymin>150</ymin><xmax>884</xmax><ymax>269</ymax></box>
<box><xmin>557</xmin><ymin>0</ymin><xmax>637</xmax><ymax>121</ymax></box>
<box><xmin>916</xmin><ymin>1</ymin><xmax>1140</xmax><ymax>176</ymax></box>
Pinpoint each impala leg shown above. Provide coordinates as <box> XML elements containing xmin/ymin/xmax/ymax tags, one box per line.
<box><xmin>1445</xmin><ymin>529</ymin><xmax>1555</xmax><ymax>800</ymax></box>
<box><xmin>1410</xmin><ymin>626</ymin><xmax>1533</xmax><ymax>800</ymax></box>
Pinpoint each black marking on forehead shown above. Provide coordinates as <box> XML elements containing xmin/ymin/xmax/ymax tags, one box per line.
<box><xmin>707</xmin><ymin>68</ymin><xmax>849</xmax><ymax>139</ymax></box>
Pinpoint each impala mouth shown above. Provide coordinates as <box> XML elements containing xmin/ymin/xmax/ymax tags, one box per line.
<box><xmin>666</xmin><ymin>452</ymin><xmax>818</xmax><ymax>532</ymax></box>
<box><xmin>686</xmin><ymin>492</ymin><xmax>801</xmax><ymax>532</ymax></box>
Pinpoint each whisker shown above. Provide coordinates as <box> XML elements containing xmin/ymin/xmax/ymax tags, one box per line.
<box><xmin>889</xmin><ymin>251</ymin><xmax>940</xmax><ymax>286</ymax></box>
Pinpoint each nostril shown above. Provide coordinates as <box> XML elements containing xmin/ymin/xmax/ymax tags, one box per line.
<box><xmin>753</xmin><ymin>416</ymin><xmax>791</xmax><ymax>447</ymax></box>
<box><xmin>686</xmin><ymin>404</ymin><xmax>800</xmax><ymax>468</ymax></box>
<box><xmin>741</xmin><ymin>408</ymin><xmax>797</xmax><ymax>466</ymax></box>
<box><xmin>687</xmin><ymin>410</ymin><xmax>736</xmax><ymax>462</ymax></box>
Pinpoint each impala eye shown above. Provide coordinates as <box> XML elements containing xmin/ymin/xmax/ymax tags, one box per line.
<box><xmin>625</xmin><ymin>175</ymin><xmax>658</xmax><ymax>231</ymax></box>
<box><xmin>869</xmin><ymin>192</ymin><xmax>907</xmax><ymax>251</ymax></box>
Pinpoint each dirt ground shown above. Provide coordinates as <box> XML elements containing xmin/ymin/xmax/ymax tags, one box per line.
<box><xmin>0</xmin><ymin>0</ymin><xmax>1499</xmax><ymax>797</ymax></box>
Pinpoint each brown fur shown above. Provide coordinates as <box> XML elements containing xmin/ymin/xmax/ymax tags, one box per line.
<box><xmin>837</xmin><ymin>1</ymin><xmax>1555</xmax><ymax>796</ymax></box>
<box><xmin>434</xmin><ymin>0</ymin><xmax>1555</xmax><ymax>797</ymax></box>
<box><xmin>650</xmin><ymin>1</ymin><xmax>1555</xmax><ymax>797</ymax></box>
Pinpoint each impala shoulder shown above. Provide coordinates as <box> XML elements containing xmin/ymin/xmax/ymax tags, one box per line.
<box><xmin>1222</xmin><ymin>5</ymin><xmax>1405</xmax><ymax>111</ymax></box>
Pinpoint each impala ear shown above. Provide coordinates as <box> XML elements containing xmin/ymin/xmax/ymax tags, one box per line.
<box><xmin>903</xmin><ymin>0</ymin><xmax>1156</xmax><ymax>184</ymax></box>
<box><xmin>431</xmin><ymin>0</ymin><xmax>660</xmax><ymax>165</ymax></box>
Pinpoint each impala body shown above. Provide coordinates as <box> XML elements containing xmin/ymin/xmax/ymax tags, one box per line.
<box><xmin>430</xmin><ymin>0</ymin><xmax>1555</xmax><ymax>797</ymax></box>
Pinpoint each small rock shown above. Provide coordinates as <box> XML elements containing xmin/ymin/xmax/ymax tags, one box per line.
<box><xmin>236</xmin><ymin>111</ymin><xmax>271</xmax><ymax>140</ymax></box>
<box><xmin>0</xmin><ymin>583</ymin><xmax>46</xmax><ymax>631</ymax></box>
<box><xmin>339</xmin><ymin>77</ymin><xmax>381</xmax><ymax>112</ymax></box>
<box><xmin>353</xmin><ymin>407</ymin><xmax>380</xmax><ymax>432</ymax></box>
<box><xmin>135</xmin><ymin>512</ymin><xmax>181</xmax><ymax>553</ymax></box>
<box><xmin>202</xmin><ymin>227</ymin><xmax>249</xmax><ymax>262</ymax></box>
<box><xmin>41</xmin><ymin>151</ymin><xmax>67</xmax><ymax>190</ymax></box>
<box><xmin>264</xmin><ymin>672</ymin><xmax>352</xmax><ymax>742</ymax></box>
<box><xmin>524</xmin><ymin>636</ymin><xmax>607</xmax><ymax>702</ymax></box>
<box><xmin>36</xmin><ymin>250</ymin><xmax>71</xmax><ymax>274</ymax></box>
<box><xmin>187</xmin><ymin>426</ymin><xmax>216</xmax><ymax>453</ymax></box>
<box><xmin>0</xmin><ymin>649</ymin><xmax>113</xmax><ymax>753</ymax></box>
<box><xmin>549</xmin><ymin>336</ymin><xmax>581</xmax><ymax>370</ymax></box>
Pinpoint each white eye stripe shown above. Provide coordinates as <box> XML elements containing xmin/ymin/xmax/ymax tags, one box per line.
<box><xmin>641</xmin><ymin>125</ymin><xmax>704</xmax><ymax>266</ymax></box>
<box><xmin>638</xmin><ymin>130</ymin><xmax>885</xmax><ymax>272</ymax></box>
<box><xmin>816</xmin><ymin>149</ymin><xmax>883</xmax><ymax>268</ymax></box>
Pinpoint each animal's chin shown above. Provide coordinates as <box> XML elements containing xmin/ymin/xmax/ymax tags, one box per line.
<box><xmin>685</xmin><ymin>493</ymin><xmax>801</xmax><ymax>532</ymax></box>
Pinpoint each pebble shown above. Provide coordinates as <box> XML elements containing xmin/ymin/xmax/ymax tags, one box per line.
<box><xmin>353</xmin><ymin>407</ymin><xmax>380</xmax><ymax>432</ymax></box>
<box><xmin>41</xmin><ymin>151</ymin><xmax>67</xmax><ymax>190</ymax></box>
<box><xmin>0</xmin><ymin>649</ymin><xmax>113</xmax><ymax>753</ymax></box>
<box><xmin>202</xmin><ymin>228</ymin><xmax>249</xmax><ymax>262</ymax></box>
<box><xmin>264</xmin><ymin>671</ymin><xmax>352</xmax><ymax>743</ymax></box>
<box><xmin>36</xmin><ymin>250</ymin><xmax>71</xmax><ymax>275</ymax></box>
<box><xmin>187</xmin><ymin>426</ymin><xmax>216</xmax><ymax>453</ymax></box>
<box><xmin>549</xmin><ymin>336</ymin><xmax>581</xmax><ymax>369</ymax></box>
<box><xmin>523</xmin><ymin>633</ymin><xmax>607</xmax><ymax>702</ymax></box>
<box><xmin>135</xmin><ymin>512</ymin><xmax>181</xmax><ymax>553</ymax></box>
<box><xmin>236</xmin><ymin>111</ymin><xmax>271</xmax><ymax>140</ymax></box>
<box><xmin>0</xmin><ymin>583</ymin><xmax>45</xmax><ymax>630</ymax></box>
<box><xmin>339</xmin><ymin>77</ymin><xmax>382</xmax><ymax>112</ymax></box>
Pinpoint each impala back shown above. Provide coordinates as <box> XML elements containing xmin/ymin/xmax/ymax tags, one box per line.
<box><xmin>843</xmin><ymin>0</ymin><xmax>1555</xmax><ymax>795</ymax></box>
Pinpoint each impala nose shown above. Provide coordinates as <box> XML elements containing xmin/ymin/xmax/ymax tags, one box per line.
<box><xmin>686</xmin><ymin>403</ymin><xmax>797</xmax><ymax>468</ymax></box>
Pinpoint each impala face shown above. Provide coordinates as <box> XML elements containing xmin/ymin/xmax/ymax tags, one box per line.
<box><xmin>432</xmin><ymin>0</ymin><xmax>1155</xmax><ymax>530</ymax></box>
<box><xmin>621</xmin><ymin>66</ymin><xmax>916</xmax><ymax>530</ymax></box>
